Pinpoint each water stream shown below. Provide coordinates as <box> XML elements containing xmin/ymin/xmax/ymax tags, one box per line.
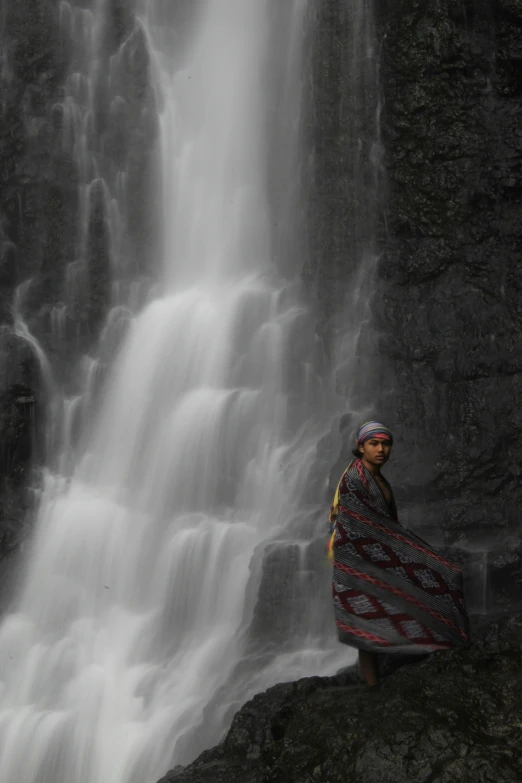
<box><xmin>0</xmin><ymin>2</ymin><xmax>354</xmax><ymax>781</ymax></box>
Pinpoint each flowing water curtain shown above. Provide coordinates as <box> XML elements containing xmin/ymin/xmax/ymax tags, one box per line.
<box><xmin>0</xmin><ymin>3</ymin><xmax>350</xmax><ymax>782</ymax></box>
<box><xmin>333</xmin><ymin>0</ymin><xmax>383</xmax><ymax>409</ymax></box>
<box><xmin>306</xmin><ymin>0</ymin><xmax>383</xmax><ymax>417</ymax></box>
<box><xmin>341</xmin><ymin>0</ymin><xmax>384</xmax><ymax>409</ymax></box>
<box><xmin>58</xmin><ymin>0</ymin><xmax>159</xmax><ymax>353</ymax></box>
<box><xmin>50</xmin><ymin>0</ymin><xmax>161</xmax><ymax>463</ymax></box>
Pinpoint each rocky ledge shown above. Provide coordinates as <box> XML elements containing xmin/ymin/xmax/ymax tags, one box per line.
<box><xmin>158</xmin><ymin>615</ymin><xmax>521</xmax><ymax>783</ymax></box>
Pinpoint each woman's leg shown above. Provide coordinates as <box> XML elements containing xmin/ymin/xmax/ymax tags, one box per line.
<box><xmin>359</xmin><ymin>650</ymin><xmax>378</xmax><ymax>687</ymax></box>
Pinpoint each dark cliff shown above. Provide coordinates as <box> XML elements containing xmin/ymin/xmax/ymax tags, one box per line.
<box><xmin>373</xmin><ymin>0</ymin><xmax>522</xmax><ymax>614</ymax></box>
<box><xmin>0</xmin><ymin>0</ymin><xmax>66</xmax><ymax>553</ymax></box>
<box><xmin>316</xmin><ymin>0</ymin><xmax>522</xmax><ymax>615</ymax></box>
<box><xmin>156</xmin><ymin>615</ymin><xmax>522</xmax><ymax>783</ymax></box>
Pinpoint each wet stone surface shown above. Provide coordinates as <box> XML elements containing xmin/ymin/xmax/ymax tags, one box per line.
<box><xmin>318</xmin><ymin>0</ymin><xmax>522</xmax><ymax>614</ymax></box>
<box><xmin>0</xmin><ymin>0</ymin><xmax>160</xmax><ymax>556</ymax></box>
<box><xmin>156</xmin><ymin>615</ymin><xmax>522</xmax><ymax>783</ymax></box>
<box><xmin>374</xmin><ymin>0</ymin><xmax>522</xmax><ymax>540</ymax></box>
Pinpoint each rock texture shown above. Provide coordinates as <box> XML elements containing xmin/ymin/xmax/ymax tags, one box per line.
<box><xmin>323</xmin><ymin>0</ymin><xmax>522</xmax><ymax>614</ymax></box>
<box><xmin>156</xmin><ymin>615</ymin><xmax>522</xmax><ymax>783</ymax></box>
<box><xmin>307</xmin><ymin>0</ymin><xmax>382</xmax><ymax>345</ymax></box>
<box><xmin>0</xmin><ymin>0</ymin><xmax>67</xmax><ymax>553</ymax></box>
<box><xmin>376</xmin><ymin>0</ymin><xmax>522</xmax><ymax>612</ymax></box>
<box><xmin>0</xmin><ymin>0</ymin><xmax>158</xmax><ymax>556</ymax></box>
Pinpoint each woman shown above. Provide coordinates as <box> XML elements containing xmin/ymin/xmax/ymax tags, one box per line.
<box><xmin>329</xmin><ymin>422</ymin><xmax>470</xmax><ymax>686</ymax></box>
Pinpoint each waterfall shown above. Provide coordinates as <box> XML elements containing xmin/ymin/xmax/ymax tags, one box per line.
<box><xmin>307</xmin><ymin>0</ymin><xmax>383</xmax><ymax>425</ymax></box>
<box><xmin>334</xmin><ymin>1</ymin><xmax>383</xmax><ymax>414</ymax></box>
<box><xmin>0</xmin><ymin>2</ymin><xmax>350</xmax><ymax>782</ymax></box>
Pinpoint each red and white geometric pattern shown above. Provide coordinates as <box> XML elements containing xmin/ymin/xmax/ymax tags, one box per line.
<box><xmin>330</xmin><ymin>459</ymin><xmax>470</xmax><ymax>654</ymax></box>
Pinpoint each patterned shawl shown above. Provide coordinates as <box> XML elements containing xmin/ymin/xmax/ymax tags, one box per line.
<box><xmin>330</xmin><ymin>459</ymin><xmax>470</xmax><ymax>654</ymax></box>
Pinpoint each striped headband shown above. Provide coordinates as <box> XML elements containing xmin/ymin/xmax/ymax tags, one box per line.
<box><xmin>356</xmin><ymin>421</ymin><xmax>393</xmax><ymax>446</ymax></box>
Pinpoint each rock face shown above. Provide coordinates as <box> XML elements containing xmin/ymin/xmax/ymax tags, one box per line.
<box><xmin>321</xmin><ymin>0</ymin><xmax>522</xmax><ymax>614</ymax></box>
<box><xmin>156</xmin><ymin>615</ymin><xmax>522</xmax><ymax>783</ymax></box>
<box><xmin>0</xmin><ymin>333</ymin><xmax>40</xmax><ymax>553</ymax></box>
<box><xmin>0</xmin><ymin>0</ymin><xmax>66</xmax><ymax>554</ymax></box>
<box><xmin>0</xmin><ymin>1</ymin><xmax>158</xmax><ymax>556</ymax></box>
<box><xmin>306</xmin><ymin>0</ymin><xmax>383</xmax><ymax>341</ymax></box>
<box><xmin>375</xmin><ymin>0</ymin><xmax>522</xmax><ymax>612</ymax></box>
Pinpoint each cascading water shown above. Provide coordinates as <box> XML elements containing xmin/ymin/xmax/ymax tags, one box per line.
<box><xmin>0</xmin><ymin>2</ymin><xmax>350</xmax><ymax>782</ymax></box>
<box><xmin>334</xmin><ymin>1</ymin><xmax>383</xmax><ymax>412</ymax></box>
<box><xmin>307</xmin><ymin>0</ymin><xmax>383</xmax><ymax>424</ymax></box>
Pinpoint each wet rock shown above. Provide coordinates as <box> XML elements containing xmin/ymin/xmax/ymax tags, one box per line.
<box><xmin>118</xmin><ymin>25</ymin><xmax>160</xmax><ymax>278</ymax></box>
<box><xmin>246</xmin><ymin>540</ymin><xmax>331</xmax><ymax>651</ymax></box>
<box><xmin>369</xmin><ymin>0</ymin><xmax>522</xmax><ymax>609</ymax></box>
<box><xmin>86</xmin><ymin>179</ymin><xmax>112</xmax><ymax>334</ymax></box>
<box><xmin>308</xmin><ymin>0</ymin><xmax>522</xmax><ymax>608</ymax></box>
<box><xmin>156</xmin><ymin>615</ymin><xmax>522</xmax><ymax>783</ymax></box>
<box><xmin>306</xmin><ymin>0</ymin><xmax>382</xmax><ymax>337</ymax></box>
<box><xmin>5</xmin><ymin>0</ymin><xmax>66</xmax><ymax>90</ymax></box>
<box><xmin>104</xmin><ymin>0</ymin><xmax>136</xmax><ymax>52</ymax></box>
<box><xmin>0</xmin><ymin>384</ymin><xmax>37</xmax><ymax>484</ymax></box>
<box><xmin>0</xmin><ymin>0</ymin><xmax>77</xmax><ymax>338</ymax></box>
<box><xmin>0</xmin><ymin>0</ymin><xmax>76</xmax><ymax>548</ymax></box>
<box><xmin>441</xmin><ymin>540</ymin><xmax>522</xmax><ymax>615</ymax></box>
<box><xmin>0</xmin><ymin>0</ymin><xmax>159</xmax><ymax>356</ymax></box>
<box><xmin>99</xmin><ymin>21</ymin><xmax>160</xmax><ymax>280</ymax></box>
<box><xmin>0</xmin><ymin>0</ymin><xmax>162</xmax><ymax>552</ymax></box>
<box><xmin>0</xmin><ymin>333</ymin><xmax>40</xmax><ymax>555</ymax></box>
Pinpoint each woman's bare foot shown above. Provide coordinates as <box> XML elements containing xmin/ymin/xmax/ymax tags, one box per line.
<box><xmin>359</xmin><ymin>650</ymin><xmax>378</xmax><ymax>687</ymax></box>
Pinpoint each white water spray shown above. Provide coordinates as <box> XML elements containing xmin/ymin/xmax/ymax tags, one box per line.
<box><xmin>0</xmin><ymin>2</ymin><xmax>349</xmax><ymax>782</ymax></box>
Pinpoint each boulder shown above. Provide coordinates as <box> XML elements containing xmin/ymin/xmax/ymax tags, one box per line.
<box><xmin>156</xmin><ymin>615</ymin><xmax>522</xmax><ymax>783</ymax></box>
